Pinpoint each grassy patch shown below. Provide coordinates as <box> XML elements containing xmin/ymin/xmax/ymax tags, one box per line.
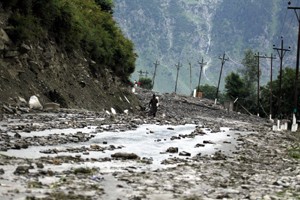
<box><xmin>288</xmin><ymin>146</ymin><xmax>300</xmax><ymax>159</ymax></box>
<box><xmin>73</xmin><ymin>167</ymin><xmax>97</xmax><ymax>175</ymax></box>
<box><xmin>26</xmin><ymin>192</ymin><xmax>92</xmax><ymax>200</ymax></box>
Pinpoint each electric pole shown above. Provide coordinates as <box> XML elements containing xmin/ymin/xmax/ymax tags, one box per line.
<box><xmin>188</xmin><ymin>61</ymin><xmax>192</xmax><ymax>93</ymax></box>
<box><xmin>152</xmin><ymin>60</ymin><xmax>160</xmax><ymax>88</ymax></box>
<box><xmin>174</xmin><ymin>62</ymin><xmax>182</xmax><ymax>94</ymax></box>
<box><xmin>138</xmin><ymin>70</ymin><xmax>144</xmax><ymax>79</ymax></box>
<box><xmin>263</xmin><ymin>54</ymin><xmax>276</xmax><ymax>119</ymax></box>
<box><xmin>254</xmin><ymin>52</ymin><xmax>263</xmax><ymax>116</ymax></box>
<box><xmin>197</xmin><ymin>57</ymin><xmax>207</xmax><ymax>92</ymax></box>
<box><xmin>273</xmin><ymin>37</ymin><xmax>290</xmax><ymax>118</ymax></box>
<box><xmin>144</xmin><ymin>71</ymin><xmax>149</xmax><ymax>78</ymax></box>
<box><xmin>215</xmin><ymin>52</ymin><xmax>229</xmax><ymax>104</ymax></box>
<box><xmin>288</xmin><ymin>3</ymin><xmax>300</xmax><ymax>117</ymax></box>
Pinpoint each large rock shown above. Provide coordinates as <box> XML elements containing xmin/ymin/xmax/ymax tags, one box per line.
<box><xmin>111</xmin><ymin>152</ymin><xmax>139</xmax><ymax>160</ymax></box>
<box><xmin>14</xmin><ymin>165</ymin><xmax>32</xmax><ymax>175</ymax></box>
<box><xmin>43</xmin><ymin>102</ymin><xmax>60</xmax><ymax>111</ymax></box>
<box><xmin>0</xmin><ymin>28</ymin><xmax>10</xmax><ymax>50</ymax></box>
<box><xmin>29</xmin><ymin>95</ymin><xmax>43</xmax><ymax>110</ymax></box>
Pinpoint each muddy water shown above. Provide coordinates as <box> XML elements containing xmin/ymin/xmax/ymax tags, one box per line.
<box><xmin>1</xmin><ymin>124</ymin><xmax>245</xmax><ymax>170</ymax></box>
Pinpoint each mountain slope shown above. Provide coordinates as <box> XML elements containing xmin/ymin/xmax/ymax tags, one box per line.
<box><xmin>0</xmin><ymin>0</ymin><xmax>140</xmax><ymax>113</ymax></box>
<box><xmin>114</xmin><ymin>0</ymin><xmax>298</xmax><ymax>95</ymax></box>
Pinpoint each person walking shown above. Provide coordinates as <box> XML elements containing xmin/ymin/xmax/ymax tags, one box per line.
<box><xmin>149</xmin><ymin>94</ymin><xmax>158</xmax><ymax>117</ymax></box>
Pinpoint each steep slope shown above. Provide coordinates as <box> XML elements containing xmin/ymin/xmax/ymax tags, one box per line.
<box><xmin>114</xmin><ymin>0</ymin><xmax>298</xmax><ymax>94</ymax></box>
<box><xmin>0</xmin><ymin>1</ymin><xmax>140</xmax><ymax>113</ymax></box>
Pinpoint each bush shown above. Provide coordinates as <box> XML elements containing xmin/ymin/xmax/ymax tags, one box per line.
<box><xmin>7</xmin><ymin>13</ymin><xmax>44</xmax><ymax>43</ymax></box>
<box><xmin>139</xmin><ymin>77</ymin><xmax>153</xmax><ymax>90</ymax></box>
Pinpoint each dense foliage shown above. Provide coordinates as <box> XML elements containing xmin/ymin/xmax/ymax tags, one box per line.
<box><xmin>1</xmin><ymin>0</ymin><xmax>136</xmax><ymax>81</ymax></box>
<box><xmin>138</xmin><ymin>77</ymin><xmax>153</xmax><ymax>90</ymax></box>
<box><xmin>224</xmin><ymin>49</ymin><xmax>299</xmax><ymax>119</ymax></box>
<box><xmin>261</xmin><ymin>68</ymin><xmax>300</xmax><ymax>118</ymax></box>
<box><xmin>196</xmin><ymin>84</ymin><xmax>218</xmax><ymax>101</ymax></box>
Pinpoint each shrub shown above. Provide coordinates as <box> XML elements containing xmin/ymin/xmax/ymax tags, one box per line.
<box><xmin>139</xmin><ymin>77</ymin><xmax>153</xmax><ymax>90</ymax></box>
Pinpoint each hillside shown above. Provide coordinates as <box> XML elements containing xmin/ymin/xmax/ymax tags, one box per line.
<box><xmin>0</xmin><ymin>0</ymin><xmax>140</xmax><ymax>113</ymax></box>
<box><xmin>114</xmin><ymin>0</ymin><xmax>298</xmax><ymax>94</ymax></box>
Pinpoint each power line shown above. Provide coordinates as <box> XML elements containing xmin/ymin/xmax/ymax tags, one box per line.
<box><xmin>279</xmin><ymin>8</ymin><xmax>288</xmax><ymax>37</ymax></box>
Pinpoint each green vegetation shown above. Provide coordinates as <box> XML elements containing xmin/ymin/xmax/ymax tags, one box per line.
<box><xmin>196</xmin><ymin>84</ymin><xmax>221</xmax><ymax>101</ymax></box>
<box><xmin>26</xmin><ymin>192</ymin><xmax>92</xmax><ymax>200</ymax></box>
<box><xmin>224</xmin><ymin>49</ymin><xmax>258</xmax><ymax>114</ymax></box>
<box><xmin>138</xmin><ymin>77</ymin><xmax>153</xmax><ymax>90</ymax></box>
<box><xmin>288</xmin><ymin>146</ymin><xmax>300</xmax><ymax>159</ymax></box>
<box><xmin>224</xmin><ymin>49</ymin><xmax>300</xmax><ymax>118</ymax></box>
<box><xmin>2</xmin><ymin>0</ymin><xmax>136</xmax><ymax>82</ymax></box>
<box><xmin>73</xmin><ymin>167</ymin><xmax>96</xmax><ymax>174</ymax></box>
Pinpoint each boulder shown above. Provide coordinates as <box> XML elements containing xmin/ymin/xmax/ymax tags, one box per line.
<box><xmin>179</xmin><ymin>151</ymin><xmax>191</xmax><ymax>156</ymax></box>
<box><xmin>43</xmin><ymin>102</ymin><xmax>60</xmax><ymax>111</ymax></box>
<box><xmin>166</xmin><ymin>147</ymin><xmax>178</xmax><ymax>153</ymax></box>
<box><xmin>14</xmin><ymin>165</ymin><xmax>32</xmax><ymax>175</ymax></box>
<box><xmin>111</xmin><ymin>152</ymin><xmax>139</xmax><ymax>160</ymax></box>
<box><xmin>29</xmin><ymin>95</ymin><xmax>43</xmax><ymax>110</ymax></box>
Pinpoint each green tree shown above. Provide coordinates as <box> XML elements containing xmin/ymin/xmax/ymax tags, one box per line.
<box><xmin>94</xmin><ymin>0</ymin><xmax>114</xmax><ymax>14</ymax></box>
<box><xmin>139</xmin><ymin>77</ymin><xmax>153</xmax><ymax>90</ymax></box>
<box><xmin>239</xmin><ymin>49</ymin><xmax>259</xmax><ymax>114</ymax></box>
<box><xmin>225</xmin><ymin>72</ymin><xmax>245</xmax><ymax>100</ymax></box>
<box><xmin>261</xmin><ymin>67</ymin><xmax>299</xmax><ymax>118</ymax></box>
<box><xmin>196</xmin><ymin>84</ymin><xmax>220</xmax><ymax>100</ymax></box>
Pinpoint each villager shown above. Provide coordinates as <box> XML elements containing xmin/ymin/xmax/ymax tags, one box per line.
<box><xmin>149</xmin><ymin>94</ymin><xmax>158</xmax><ymax>117</ymax></box>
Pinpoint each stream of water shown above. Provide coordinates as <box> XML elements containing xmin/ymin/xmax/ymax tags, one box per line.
<box><xmin>1</xmin><ymin>123</ymin><xmax>245</xmax><ymax>170</ymax></box>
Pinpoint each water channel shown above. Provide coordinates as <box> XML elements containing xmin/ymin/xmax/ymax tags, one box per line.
<box><xmin>1</xmin><ymin>123</ymin><xmax>246</xmax><ymax>171</ymax></box>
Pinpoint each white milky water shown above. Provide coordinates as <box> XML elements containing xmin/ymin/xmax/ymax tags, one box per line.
<box><xmin>0</xmin><ymin>124</ymin><xmax>247</xmax><ymax>170</ymax></box>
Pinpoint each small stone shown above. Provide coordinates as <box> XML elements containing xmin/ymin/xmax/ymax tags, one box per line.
<box><xmin>111</xmin><ymin>152</ymin><xmax>139</xmax><ymax>160</ymax></box>
<box><xmin>14</xmin><ymin>165</ymin><xmax>31</xmax><ymax>175</ymax></box>
<box><xmin>166</xmin><ymin>147</ymin><xmax>178</xmax><ymax>153</ymax></box>
<box><xmin>179</xmin><ymin>151</ymin><xmax>191</xmax><ymax>156</ymax></box>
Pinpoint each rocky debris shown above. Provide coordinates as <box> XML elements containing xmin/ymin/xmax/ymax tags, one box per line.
<box><xmin>166</xmin><ymin>147</ymin><xmax>178</xmax><ymax>153</ymax></box>
<box><xmin>14</xmin><ymin>165</ymin><xmax>33</xmax><ymax>175</ymax></box>
<box><xmin>111</xmin><ymin>152</ymin><xmax>140</xmax><ymax>160</ymax></box>
<box><xmin>0</xmin><ymin>88</ymin><xmax>299</xmax><ymax>199</ymax></box>
<box><xmin>179</xmin><ymin>151</ymin><xmax>191</xmax><ymax>156</ymax></box>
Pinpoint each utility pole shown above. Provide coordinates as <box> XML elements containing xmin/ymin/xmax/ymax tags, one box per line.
<box><xmin>197</xmin><ymin>57</ymin><xmax>207</xmax><ymax>92</ymax></box>
<box><xmin>254</xmin><ymin>52</ymin><xmax>263</xmax><ymax>116</ymax></box>
<box><xmin>174</xmin><ymin>62</ymin><xmax>182</xmax><ymax>94</ymax></box>
<box><xmin>215</xmin><ymin>53</ymin><xmax>229</xmax><ymax>104</ymax></box>
<box><xmin>188</xmin><ymin>61</ymin><xmax>192</xmax><ymax>93</ymax></box>
<box><xmin>152</xmin><ymin>60</ymin><xmax>160</xmax><ymax>88</ymax></box>
<box><xmin>263</xmin><ymin>54</ymin><xmax>276</xmax><ymax>120</ymax></box>
<box><xmin>144</xmin><ymin>71</ymin><xmax>149</xmax><ymax>78</ymax></box>
<box><xmin>273</xmin><ymin>37</ymin><xmax>290</xmax><ymax>119</ymax></box>
<box><xmin>138</xmin><ymin>70</ymin><xmax>144</xmax><ymax>79</ymax></box>
<box><xmin>288</xmin><ymin>3</ymin><xmax>300</xmax><ymax>120</ymax></box>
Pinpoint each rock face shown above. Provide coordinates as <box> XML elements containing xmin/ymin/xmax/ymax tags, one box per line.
<box><xmin>0</xmin><ymin>12</ymin><xmax>140</xmax><ymax>114</ymax></box>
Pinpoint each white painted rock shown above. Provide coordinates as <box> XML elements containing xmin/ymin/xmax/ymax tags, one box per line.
<box><xmin>28</xmin><ymin>95</ymin><xmax>43</xmax><ymax>110</ymax></box>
